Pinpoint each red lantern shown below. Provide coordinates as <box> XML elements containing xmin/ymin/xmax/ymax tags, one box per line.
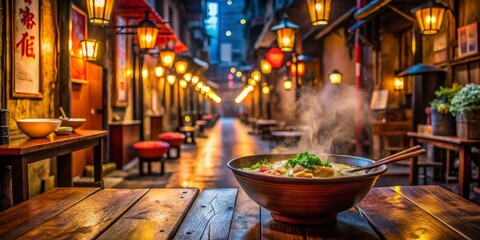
<box><xmin>290</xmin><ymin>62</ymin><xmax>305</xmax><ymax>77</ymax></box>
<box><xmin>266</xmin><ymin>47</ymin><xmax>284</xmax><ymax>68</ymax></box>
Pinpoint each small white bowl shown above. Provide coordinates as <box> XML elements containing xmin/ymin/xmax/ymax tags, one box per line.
<box><xmin>16</xmin><ymin>119</ymin><xmax>62</xmax><ymax>138</ymax></box>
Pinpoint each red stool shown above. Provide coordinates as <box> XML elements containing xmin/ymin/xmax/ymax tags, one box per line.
<box><xmin>133</xmin><ymin>141</ymin><xmax>169</xmax><ymax>175</ymax></box>
<box><xmin>158</xmin><ymin>132</ymin><xmax>185</xmax><ymax>159</ymax></box>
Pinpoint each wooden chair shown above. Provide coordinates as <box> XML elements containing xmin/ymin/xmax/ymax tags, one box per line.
<box><xmin>373</xmin><ymin>121</ymin><xmax>442</xmax><ymax>184</ymax></box>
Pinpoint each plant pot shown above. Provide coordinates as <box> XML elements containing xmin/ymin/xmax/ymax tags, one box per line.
<box><xmin>456</xmin><ymin>110</ymin><xmax>480</xmax><ymax>139</ymax></box>
<box><xmin>431</xmin><ymin>108</ymin><xmax>456</xmax><ymax>136</ymax></box>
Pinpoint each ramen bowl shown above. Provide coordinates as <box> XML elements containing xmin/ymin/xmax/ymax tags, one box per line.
<box><xmin>60</xmin><ymin>118</ymin><xmax>86</xmax><ymax>129</ymax></box>
<box><xmin>16</xmin><ymin>119</ymin><xmax>62</xmax><ymax>138</ymax></box>
<box><xmin>227</xmin><ymin>154</ymin><xmax>387</xmax><ymax>224</ymax></box>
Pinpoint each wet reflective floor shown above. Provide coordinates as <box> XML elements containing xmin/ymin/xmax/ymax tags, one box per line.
<box><xmin>111</xmin><ymin>118</ymin><xmax>271</xmax><ymax>190</ymax></box>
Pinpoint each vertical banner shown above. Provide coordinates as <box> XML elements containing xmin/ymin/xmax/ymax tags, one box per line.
<box><xmin>113</xmin><ymin>16</ymin><xmax>128</xmax><ymax>107</ymax></box>
<box><xmin>12</xmin><ymin>0</ymin><xmax>42</xmax><ymax>98</ymax></box>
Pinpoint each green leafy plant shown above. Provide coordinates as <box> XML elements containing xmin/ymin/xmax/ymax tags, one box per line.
<box><xmin>449</xmin><ymin>83</ymin><xmax>480</xmax><ymax>116</ymax></box>
<box><xmin>430</xmin><ymin>83</ymin><xmax>462</xmax><ymax>114</ymax></box>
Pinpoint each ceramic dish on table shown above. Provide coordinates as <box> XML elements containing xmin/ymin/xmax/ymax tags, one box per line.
<box><xmin>227</xmin><ymin>153</ymin><xmax>387</xmax><ymax>224</ymax></box>
<box><xmin>16</xmin><ymin>119</ymin><xmax>62</xmax><ymax>138</ymax></box>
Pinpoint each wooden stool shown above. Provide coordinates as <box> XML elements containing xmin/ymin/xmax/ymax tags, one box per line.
<box><xmin>133</xmin><ymin>141</ymin><xmax>169</xmax><ymax>175</ymax></box>
<box><xmin>158</xmin><ymin>132</ymin><xmax>185</xmax><ymax>159</ymax></box>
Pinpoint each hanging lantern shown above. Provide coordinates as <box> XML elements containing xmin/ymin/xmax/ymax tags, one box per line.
<box><xmin>175</xmin><ymin>60</ymin><xmax>188</xmax><ymax>74</ymax></box>
<box><xmin>270</xmin><ymin>14</ymin><xmax>299</xmax><ymax>52</ymax></box>
<box><xmin>260</xmin><ymin>59</ymin><xmax>272</xmax><ymax>74</ymax></box>
<box><xmin>160</xmin><ymin>48</ymin><xmax>176</xmax><ymax>69</ymax></box>
<box><xmin>191</xmin><ymin>75</ymin><xmax>200</xmax><ymax>85</ymax></box>
<box><xmin>329</xmin><ymin>69</ymin><xmax>342</xmax><ymax>84</ymax></box>
<box><xmin>412</xmin><ymin>1</ymin><xmax>447</xmax><ymax>35</ymax></box>
<box><xmin>86</xmin><ymin>0</ymin><xmax>115</xmax><ymax>26</ymax></box>
<box><xmin>167</xmin><ymin>74</ymin><xmax>176</xmax><ymax>85</ymax></box>
<box><xmin>251</xmin><ymin>70</ymin><xmax>262</xmax><ymax>82</ymax></box>
<box><xmin>155</xmin><ymin>66</ymin><xmax>165</xmax><ymax>78</ymax></box>
<box><xmin>393</xmin><ymin>76</ymin><xmax>404</xmax><ymax>90</ymax></box>
<box><xmin>180</xmin><ymin>79</ymin><xmax>188</xmax><ymax>88</ymax></box>
<box><xmin>262</xmin><ymin>84</ymin><xmax>270</xmax><ymax>95</ymax></box>
<box><xmin>283</xmin><ymin>79</ymin><xmax>293</xmax><ymax>90</ymax></box>
<box><xmin>248</xmin><ymin>78</ymin><xmax>257</xmax><ymax>86</ymax></box>
<box><xmin>142</xmin><ymin>69</ymin><xmax>148</xmax><ymax>78</ymax></box>
<box><xmin>266</xmin><ymin>48</ymin><xmax>284</xmax><ymax>68</ymax></box>
<box><xmin>136</xmin><ymin>11</ymin><xmax>159</xmax><ymax>50</ymax></box>
<box><xmin>197</xmin><ymin>81</ymin><xmax>204</xmax><ymax>89</ymax></box>
<box><xmin>306</xmin><ymin>0</ymin><xmax>332</xmax><ymax>26</ymax></box>
<box><xmin>290</xmin><ymin>61</ymin><xmax>305</xmax><ymax>77</ymax></box>
<box><xmin>184</xmin><ymin>73</ymin><xmax>192</xmax><ymax>82</ymax></box>
<box><xmin>80</xmin><ymin>39</ymin><xmax>100</xmax><ymax>61</ymax></box>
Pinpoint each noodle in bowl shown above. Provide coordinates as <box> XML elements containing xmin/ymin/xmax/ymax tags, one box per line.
<box><xmin>227</xmin><ymin>154</ymin><xmax>387</xmax><ymax>224</ymax></box>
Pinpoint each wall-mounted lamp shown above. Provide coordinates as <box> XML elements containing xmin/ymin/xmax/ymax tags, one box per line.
<box><xmin>290</xmin><ymin>61</ymin><xmax>305</xmax><ymax>77</ymax></box>
<box><xmin>262</xmin><ymin>84</ymin><xmax>270</xmax><ymax>94</ymax></box>
<box><xmin>184</xmin><ymin>72</ymin><xmax>192</xmax><ymax>82</ymax></box>
<box><xmin>86</xmin><ymin>0</ymin><xmax>115</xmax><ymax>26</ymax></box>
<box><xmin>270</xmin><ymin>14</ymin><xmax>299</xmax><ymax>52</ymax></box>
<box><xmin>260</xmin><ymin>59</ymin><xmax>272</xmax><ymax>74</ymax></box>
<box><xmin>196</xmin><ymin>81</ymin><xmax>204</xmax><ymax>89</ymax></box>
<box><xmin>80</xmin><ymin>39</ymin><xmax>100</xmax><ymax>61</ymax></box>
<box><xmin>142</xmin><ymin>69</ymin><xmax>148</xmax><ymax>78</ymax></box>
<box><xmin>180</xmin><ymin>79</ymin><xmax>188</xmax><ymax>88</ymax></box>
<box><xmin>283</xmin><ymin>79</ymin><xmax>293</xmax><ymax>90</ymax></box>
<box><xmin>329</xmin><ymin>69</ymin><xmax>342</xmax><ymax>84</ymax></box>
<box><xmin>251</xmin><ymin>70</ymin><xmax>262</xmax><ymax>82</ymax></box>
<box><xmin>160</xmin><ymin>48</ymin><xmax>176</xmax><ymax>68</ymax></box>
<box><xmin>136</xmin><ymin>11</ymin><xmax>159</xmax><ymax>49</ymax></box>
<box><xmin>412</xmin><ymin>1</ymin><xmax>447</xmax><ymax>35</ymax></box>
<box><xmin>155</xmin><ymin>65</ymin><xmax>165</xmax><ymax>78</ymax></box>
<box><xmin>167</xmin><ymin>74</ymin><xmax>176</xmax><ymax>85</ymax></box>
<box><xmin>175</xmin><ymin>60</ymin><xmax>188</xmax><ymax>74</ymax></box>
<box><xmin>306</xmin><ymin>0</ymin><xmax>332</xmax><ymax>26</ymax></box>
<box><xmin>248</xmin><ymin>78</ymin><xmax>257</xmax><ymax>86</ymax></box>
<box><xmin>393</xmin><ymin>76</ymin><xmax>405</xmax><ymax>90</ymax></box>
<box><xmin>191</xmin><ymin>75</ymin><xmax>200</xmax><ymax>85</ymax></box>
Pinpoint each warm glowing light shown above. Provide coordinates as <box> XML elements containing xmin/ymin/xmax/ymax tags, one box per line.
<box><xmin>191</xmin><ymin>75</ymin><xmax>200</xmax><ymax>85</ymax></box>
<box><xmin>230</xmin><ymin>67</ymin><xmax>236</xmax><ymax>73</ymax></box>
<box><xmin>306</xmin><ymin>0</ymin><xmax>331</xmax><ymax>26</ymax></box>
<box><xmin>86</xmin><ymin>0</ymin><xmax>114</xmax><ymax>25</ymax></box>
<box><xmin>248</xmin><ymin>79</ymin><xmax>257</xmax><ymax>86</ymax></box>
<box><xmin>155</xmin><ymin>66</ymin><xmax>165</xmax><ymax>78</ymax></box>
<box><xmin>196</xmin><ymin>82</ymin><xmax>204</xmax><ymax>89</ymax></box>
<box><xmin>235</xmin><ymin>89</ymin><xmax>249</xmax><ymax>104</ymax></box>
<box><xmin>180</xmin><ymin>79</ymin><xmax>188</xmax><ymax>88</ymax></box>
<box><xmin>167</xmin><ymin>74</ymin><xmax>176</xmax><ymax>85</ymax></box>
<box><xmin>142</xmin><ymin>69</ymin><xmax>148</xmax><ymax>78</ymax></box>
<box><xmin>201</xmin><ymin>86</ymin><xmax>211</xmax><ymax>94</ymax></box>
<box><xmin>240</xmin><ymin>19</ymin><xmax>246</xmax><ymax>24</ymax></box>
<box><xmin>136</xmin><ymin>12</ymin><xmax>159</xmax><ymax>49</ymax></box>
<box><xmin>271</xmin><ymin>14</ymin><xmax>298</xmax><ymax>52</ymax></box>
<box><xmin>394</xmin><ymin>77</ymin><xmax>404</xmax><ymax>90</ymax></box>
<box><xmin>329</xmin><ymin>69</ymin><xmax>342</xmax><ymax>84</ymax></box>
<box><xmin>184</xmin><ymin>115</ymin><xmax>191</xmax><ymax>123</ymax></box>
<box><xmin>236</xmin><ymin>71</ymin><xmax>242</xmax><ymax>77</ymax></box>
<box><xmin>226</xmin><ymin>31</ymin><xmax>232</xmax><ymax>36</ymax></box>
<box><xmin>126</xmin><ymin>69</ymin><xmax>132</xmax><ymax>77</ymax></box>
<box><xmin>283</xmin><ymin>79</ymin><xmax>293</xmax><ymax>90</ymax></box>
<box><xmin>175</xmin><ymin>60</ymin><xmax>188</xmax><ymax>74</ymax></box>
<box><xmin>412</xmin><ymin>1</ymin><xmax>446</xmax><ymax>35</ymax></box>
<box><xmin>290</xmin><ymin>61</ymin><xmax>305</xmax><ymax>77</ymax></box>
<box><xmin>251</xmin><ymin>70</ymin><xmax>262</xmax><ymax>82</ymax></box>
<box><xmin>262</xmin><ymin>84</ymin><xmax>270</xmax><ymax>95</ymax></box>
<box><xmin>160</xmin><ymin>49</ymin><xmax>176</xmax><ymax>68</ymax></box>
<box><xmin>80</xmin><ymin>39</ymin><xmax>100</xmax><ymax>61</ymax></box>
<box><xmin>260</xmin><ymin>59</ymin><xmax>272</xmax><ymax>74</ymax></box>
<box><xmin>266</xmin><ymin>47</ymin><xmax>284</xmax><ymax>68</ymax></box>
<box><xmin>184</xmin><ymin>73</ymin><xmax>192</xmax><ymax>82</ymax></box>
<box><xmin>246</xmin><ymin>85</ymin><xmax>254</xmax><ymax>92</ymax></box>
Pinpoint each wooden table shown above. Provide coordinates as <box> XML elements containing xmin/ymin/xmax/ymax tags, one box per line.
<box><xmin>408</xmin><ymin>131</ymin><xmax>480</xmax><ymax>198</ymax></box>
<box><xmin>270</xmin><ymin>130</ymin><xmax>302</xmax><ymax>145</ymax></box>
<box><xmin>255</xmin><ymin>119</ymin><xmax>277</xmax><ymax>137</ymax></box>
<box><xmin>0</xmin><ymin>130</ymin><xmax>108</xmax><ymax>205</ymax></box>
<box><xmin>1</xmin><ymin>185</ymin><xmax>479</xmax><ymax>239</ymax></box>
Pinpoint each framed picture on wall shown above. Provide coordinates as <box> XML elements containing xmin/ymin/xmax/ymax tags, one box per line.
<box><xmin>71</xmin><ymin>5</ymin><xmax>88</xmax><ymax>84</ymax></box>
<box><xmin>458</xmin><ymin>22</ymin><xmax>479</xmax><ymax>59</ymax></box>
<box><xmin>112</xmin><ymin>16</ymin><xmax>128</xmax><ymax>107</ymax></box>
<box><xmin>11</xmin><ymin>0</ymin><xmax>43</xmax><ymax>98</ymax></box>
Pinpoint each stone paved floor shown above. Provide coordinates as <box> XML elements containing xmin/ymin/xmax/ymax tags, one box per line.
<box><xmin>106</xmin><ymin>117</ymin><xmax>480</xmax><ymax>204</ymax></box>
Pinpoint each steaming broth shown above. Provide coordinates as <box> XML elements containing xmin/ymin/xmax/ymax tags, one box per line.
<box><xmin>242</xmin><ymin>152</ymin><xmax>362</xmax><ymax>178</ymax></box>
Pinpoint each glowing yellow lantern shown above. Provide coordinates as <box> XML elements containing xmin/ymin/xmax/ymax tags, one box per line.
<box><xmin>175</xmin><ymin>60</ymin><xmax>188</xmax><ymax>74</ymax></box>
<box><xmin>136</xmin><ymin>11</ymin><xmax>159</xmax><ymax>50</ymax></box>
<box><xmin>80</xmin><ymin>39</ymin><xmax>100</xmax><ymax>61</ymax></box>
<box><xmin>160</xmin><ymin>48</ymin><xmax>175</xmax><ymax>68</ymax></box>
<box><xmin>270</xmin><ymin>14</ymin><xmax>298</xmax><ymax>52</ymax></box>
<box><xmin>260</xmin><ymin>59</ymin><xmax>272</xmax><ymax>74</ymax></box>
<box><xmin>155</xmin><ymin>66</ymin><xmax>164</xmax><ymax>78</ymax></box>
<box><xmin>283</xmin><ymin>79</ymin><xmax>293</xmax><ymax>90</ymax></box>
<box><xmin>306</xmin><ymin>0</ymin><xmax>332</xmax><ymax>26</ymax></box>
<box><xmin>329</xmin><ymin>69</ymin><xmax>342</xmax><ymax>84</ymax></box>
<box><xmin>412</xmin><ymin>1</ymin><xmax>447</xmax><ymax>35</ymax></box>
<box><xmin>86</xmin><ymin>0</ymin><xmax>115</xmax><ymax>26</ymax></box>
<box><xmin>167</xmin><ymin>74</ymin><xmax>176</xmax><ymax>85</ymax></box>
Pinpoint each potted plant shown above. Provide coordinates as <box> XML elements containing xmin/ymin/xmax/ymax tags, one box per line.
<box><xmin>430</xmin><ymin>83</ymin><xmax>461</xmax><ymax>136</ymax></box>
<box><xmin>450</xmin><ymin>83</ymin><xmax>480</xmax><ymax>139</ymax></box>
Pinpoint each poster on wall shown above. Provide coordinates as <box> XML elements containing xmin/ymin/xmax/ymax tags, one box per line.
<box><xmin>458</xmin><ymin>22</ymin><xmax>479</xmax><ymax>59</ymax></box>
<box><xmin>70</xmin><ymin>5</ymin><xmax>87</xmax><ymax>84</ymax></box>
<box><xmin>12</xmin><ymin>0</ymin><xmax>42</xmax><ymax>98</ymax></box>
<box><xmin>113</xmin><ymin>16</ymin><xmax>128</xmax><ymax>107</ymax></box>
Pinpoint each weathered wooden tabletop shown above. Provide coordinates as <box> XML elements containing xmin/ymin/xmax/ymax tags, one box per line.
<box><xmin>0</xmin><ymin>185</ymin><xmax>479</xmax><ymax>239</ymax></box>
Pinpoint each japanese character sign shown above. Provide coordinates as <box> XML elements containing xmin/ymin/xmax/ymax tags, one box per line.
<box><xmin>13</xmin><ymin>0</ymin><xmax>41</xmax><ymax>98</ymax></box>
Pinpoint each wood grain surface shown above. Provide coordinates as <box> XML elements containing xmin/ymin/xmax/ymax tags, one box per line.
<box><xmin>0</xmin><ymin>188</ymin><xmax>98</xmax><ymax>239</ymax></box>
<box><xmin>228</xmin><ymin>189</ymin><xmax>260</xmax><ymax>239</ymax></box>
<box><xmin>18</xmin><ymin>189</ymin><xmax>148</xmax><ymax>239</ymax></box>
<box><xmin>97</xmin><ymin>188</ymin><xmax>198</xmax><ymax>240</ymax></box>
<box><xmin>358</xmin><ymin>187</ymin><xmax>467</xmax><ymax>239</ymax></box>
<box><xmin>260</xmin><ymin>207</ymin><xmax>304</xmax><ymax>240</ymax></box>
<box><xmin>174</xmin><ymin>188</ymin><xmax>238</xmax><ymax>239</ymax></box>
